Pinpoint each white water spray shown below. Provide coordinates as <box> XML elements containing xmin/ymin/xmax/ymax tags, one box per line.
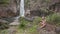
<box><xmin>20</xmin><ymin>0</ymin><xmax>25</xmax><ymax>17</ymax></box>
<box><xmin>16</xmin><ymin>0</ymin><xmax>25</xmax><ymax>21</ymax></box>
<box><xmin>15</xmin><ymin>0</ymin><xmax>25</xmax><ymax>20</ymax></box>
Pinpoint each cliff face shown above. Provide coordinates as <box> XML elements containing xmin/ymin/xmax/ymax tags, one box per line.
<box><xmin>0</xmin><ymin>0</ymin><xmax>19</xmax><ymax>29</ymax></box>
<box><xmin>25</xmin><ymin>0</ymin><xmax>60</xmax><ymax>16</ymax></box>
<box><xmin>25</xmin><ymin>0</ymin><xmax>60</xmax><ymax>10</ymax></box>
<box><xmin>0</xmin><ymin>0</ymin><xmax>19</xmax><ymax>18</ymax></box>
<box><xmin>0</xmin><ymin>0</ymin><xmax>60</xmax><ymax>18</ymax></box>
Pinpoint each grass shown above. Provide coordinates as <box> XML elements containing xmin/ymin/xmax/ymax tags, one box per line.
<box><xmin>0</xmin><ymin>29</ymin><xmax>8</xmax><ymax>34</ymax></box>
<box><xmin>1</xmin><ymin>13</ymin><xmax>60</xmax><ymax>34</ymax></box>
<box><xmin>46</xmin><ymin>13</ymin><xmax>60</xmax><ymax>26</ymax></box>
<box><xmin>0</xmin><ymin>17</ymin><xmax>41</xmax><ymax>34</ymax></box>
<box><xmin>18</xmin><ymin>17</ymin><xmax>42</xmax><ymax>34</ymax></box>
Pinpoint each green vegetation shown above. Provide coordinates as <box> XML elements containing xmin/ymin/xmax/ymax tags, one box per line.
<box><xmin>0</xmin><ymin>0</ymin><xmax>9</xmax><ymax>4</ymax></box>
<box><xmin>18</xmin><ymin>12</ymin><xmax>60</xmax><ymax>34</ymax></box>
<box><xmin>25</xmin><ymin>0</ymin><xmax>30</xmax><ymax>8</ymax></box>
<box><xmin>18</xmin><ymin>17</ymin><xmax>42</xmax><ymax>34</ymax></box>
<box><xmin>0</xmin><ymin>0</ymin><xmax>9</xmax><ymax>6</ymax></box>
<box><xmin>0</xmin><ymin>0</ymin><xmax>60</xmax><ymax>34</ymax></box>
<box><xmin>19</xmin><ymin>13</ymin><xmax>60</xmax><ymax>33</ymax></box>
<box><xmin>19</xmin><ymin>17</ymin><xmax>31</xmax><ymax>29</ymax></box>
<box><xmin>40</xmin><ymin>8</ymin><xmax>54</xmax><ymax>16</ymax></box>
<box><xmin>46</xmin><ymin>13</ymin><xmax>60</xmax><ymax>26</ymax></box>
<box><xmin>0</xmin><ymin>29</ymin><xmax>8</xmax><ymax>34</ymax></box>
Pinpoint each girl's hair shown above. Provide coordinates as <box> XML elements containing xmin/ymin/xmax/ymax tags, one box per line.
<box><xmin>42</xmin><ymin>16</ymin><xmax>45</xmax><ymax>20</ymax></box>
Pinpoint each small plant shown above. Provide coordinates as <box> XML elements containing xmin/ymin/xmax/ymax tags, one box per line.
<box><xmin>19</xmin><ymin>17</ymin><xmax>31</xmax><ymax>30</ymax></box>
<box><xmin>33</xmin><ymin>17</ymin><xmax>42</xmax><ymax>25</ymax></box>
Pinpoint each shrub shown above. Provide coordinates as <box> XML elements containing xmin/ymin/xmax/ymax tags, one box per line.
<box><xmin>19</xmin><ymin>17</ymin><xmax>31</xmax><ymax>29</ymax></box>
<box><xmin>19</xmin><ymin>17</ymin><xmax>42</xmax><ymax>30</ymax></box>
<box><xmin>46</xmin><ymin>13</ymin><xmax>60</xmax><ymax>25</ymax></box>
<box><xmin>40</xmin><ymin>8</ymin><xmax>54</xmax><ymax>16</ymax></box>
<box><xmin>0</xmin><ymin>0</ymin><xmax>9</xmax><ymax>4</ymax></box>
<box><xmin>33</xmin><ymin>17</ymin><xmax>42</xmax><ymax>25</ymax></box>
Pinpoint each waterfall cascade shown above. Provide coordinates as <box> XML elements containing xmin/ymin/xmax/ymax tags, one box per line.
<box><xmin>15</xmin><ymin>0</ymin><xmax>25</xmax><ymax>20</ymax></box>
<box><xmin>20</xmin><ymin>0</ymin><xmax>25</xmax><ymax>17</ymax></box>
<box><xmin>9</xmin><ymin>0</ymin><xmax>25</xmax><ymax>25</ymax></box>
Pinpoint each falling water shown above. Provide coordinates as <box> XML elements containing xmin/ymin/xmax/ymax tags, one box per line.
<box><xmin>8</xmin><ymin>0</ymin><xmax>25</xmax><ymax>34</ymax></box>
<box><xmin>15</xmin><ymin>0</ymin><xmax>25</xmax><ymax>20</ymax></box>
<box><xmin>20</xmin><ymin>0</ymin><xmax>25</xmax><ymax>17</ymax></box>
<box><xmin>9</xmin><ymin>0</ymin><xmax>25</xmax><ymax>25</ymax></box>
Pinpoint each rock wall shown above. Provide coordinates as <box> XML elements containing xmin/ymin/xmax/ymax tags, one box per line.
<box><xmin>25</xmin><ymin>0</ymin><xmax>60</xmax><ymax>16</ymax></box>
<box><xmin>0</xmin><ymin>0</ymin><xmax>19</xmax><ymax>18</ymax></box>
<box><xmin>0</xmin><ymin>0</ymin><xmax>20</xmax><ymax>30</ymax></box>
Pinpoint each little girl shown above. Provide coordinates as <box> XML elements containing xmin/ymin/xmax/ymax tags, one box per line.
<box><xmin>40</xmin><ymin>16</ymin><xmax>46</xmax><ymax>28</ymax></box>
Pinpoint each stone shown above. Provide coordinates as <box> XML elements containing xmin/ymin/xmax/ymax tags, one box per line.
<box><xmin>0</xmin><ymin>19</ymin><xmax>9</xmax><ymax>30</ymax></box>
<box><xmin>24</xmin><ymin>17</ymin><xmax>34</xmax><ymax>22</ymax></box>
<box><xmin>55</xmin><ymin>27</ymin><xmax>60</xmax><ymax>34</ymax></box>
<box><xmin>0</xmin><ymin>0</ymin><xmax>19</xmax><ymax>18</ymax></box>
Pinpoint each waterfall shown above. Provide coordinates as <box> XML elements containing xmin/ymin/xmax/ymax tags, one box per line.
<box><xmin>9</xmin><ymin>0</ymin><xmax>25</xmax><ymax>25</ymax></box>
<box><xmin>16</xmin><ymin>0</ymin><xmax>25</xmax><ymax>20</ymax></box>
<box><xmin>15</xmin><ymin>0</ymin><xmax>25</xmax><ymax>20</ymax></box>
<box><xmin>20</xmin><ymin>0</ymin><xmax>25</xmax><ymax>17</ymax></box>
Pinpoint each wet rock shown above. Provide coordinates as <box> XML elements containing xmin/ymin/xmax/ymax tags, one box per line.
<box><xmin>1</xmin><ymin>17</ymin><xmax>16</xmax><ymax>23</ymax></box>
<box><xmin>55</xmin><ymin>27</ymin><xmax>60</xmax><ymax>34</ymax></box>
<box><xmin>30</xmin><ymin>10</ymin><xmax>41</xmax><ymax>16</ymax></box>
<box><xmin>24</xmin><ymin>17</ymin><xmax>34</xmax><ymax>22</ymax></box>
<box><xmin>0</xmin><ymin>19</ymin><xmax>9</xmax><ymax>30</ymax></box>
<box><xmin>0</xmin><ymin>19</ymin><xmax>8</xmax><ymax>23</ymax></box>
<box><xmin>0</xmin><ymin>7</ymin><xmax>18</xmax><ymax>18</ymax></box>
<box><xmin>39</xmin><ymin>29</ymin><xmax>56</xmax><ymax>34</ymax></box>
<box><xmin>0</xmin><ymin>0</ymin><xmax>19</xmax><ymax>18</ymax></box>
